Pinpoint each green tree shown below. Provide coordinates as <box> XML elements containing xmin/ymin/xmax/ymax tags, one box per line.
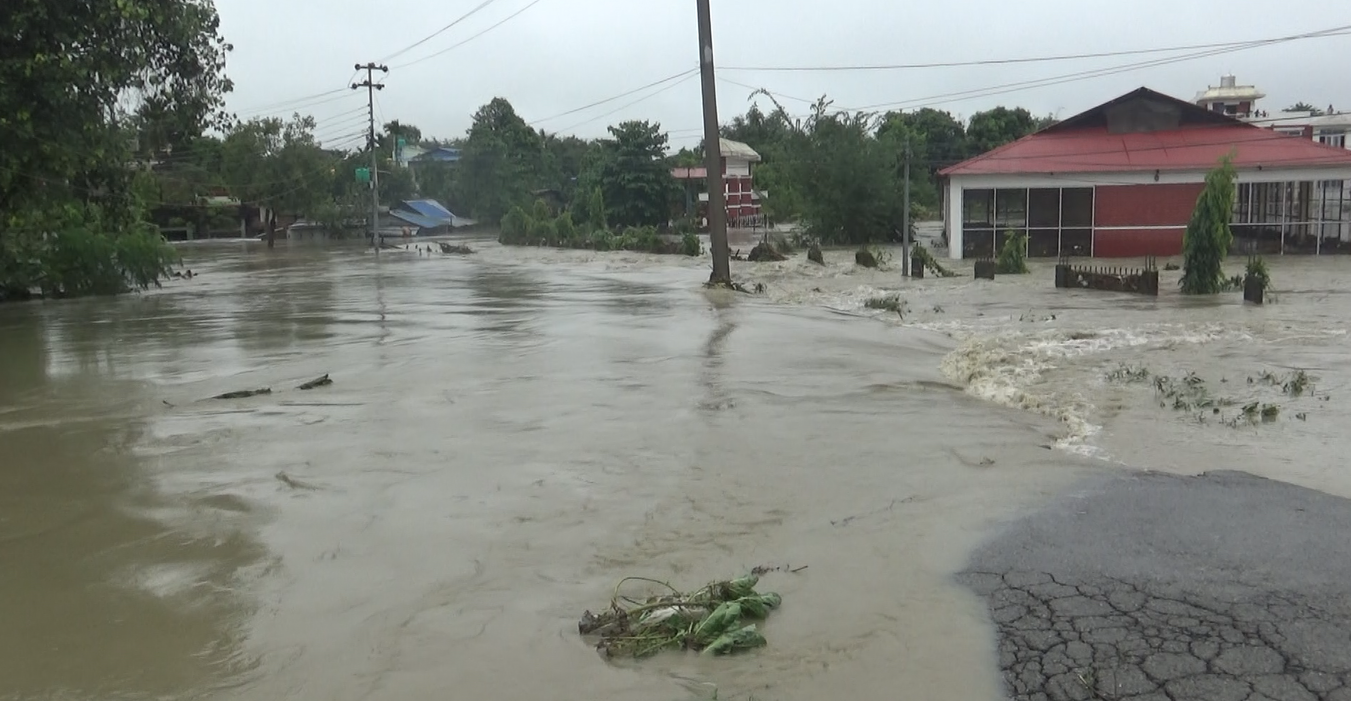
<box><xmin>1181</xmin><ymin>157</ymin><xmax>1237</xmax><ymax>295</ymax></box>
<box><xmin>878</xmin><ymin>108</ymin><xmax>968</xmax><ymax>173</ymax></box>
<box><xmin>788</xmin><ymin>101</ymin><xmax>906</xmax><ymax>244</ymax></box>
<box><xmin>1</xmin><ymin>0</ymin><xmax>231</xmax><ymax>297</ymax></box>
<box><xmin>542</xmin><ymin>133</ymin><xmax>597</xmax><ymax>199</ymax></box>
<box><xmin>966</xmin><ymin>107</ymin><xmax>1038</xmax><ymax>155</ymax></box>
<box><xmin>456</xmin><ymin>98</ymin><xmax>546</xmax><ymax>221</ymax></box>
<box><xmin>585</xmin><ymin>121</ymin><xmax>676</xmax><ymax>228</ymax></box>
<box><xmin>221</xmin><ymin>115</ymin><xmax>337</xmax><ymax>227</ymax></box>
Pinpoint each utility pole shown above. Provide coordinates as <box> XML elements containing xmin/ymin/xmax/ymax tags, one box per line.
<box><xmin>352</xmin><ymin>62</ymin><xmax>388</xmax><ymax>252</ymax></box>
<box><xmin>902</xmin><ymin>140</ymin><xmax>912</xmax><ymax>276</ymax></box>
<box><xmin>697</xmin><ymin>0</ymin><xmax>730</xmax><ymax>285</ymax></box>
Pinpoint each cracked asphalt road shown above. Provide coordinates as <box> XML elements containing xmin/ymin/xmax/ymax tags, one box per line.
<box><xmin>961</xmin><ymin>471</ymin><xmax>1351</xmax><ymax>701</ymax></box>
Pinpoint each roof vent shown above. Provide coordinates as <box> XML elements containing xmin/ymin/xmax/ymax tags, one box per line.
<box><xmin>1220</xmin><ymin>75</ymin><xmax>1237</xmax><ymax>88</ymax></box>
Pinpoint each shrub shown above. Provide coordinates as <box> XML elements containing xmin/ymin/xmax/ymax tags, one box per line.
<box><xmin>681</xmin><ymin>232</ymin><xmax>701</xmax><ymax>257</ymax></box>
<box><xmin>1181</xmin><ymin>157</ymin><xmax>1237</xmax><ymax>294</ymax></box>
<box><xmin>527</xmin><ymin>216</ymin><xmax>556</xmax><ymax>244</ymax></box>
<box><xmin>1245</xmin><ymin>256</ymin><xmax>1271</xmax><ymax>293</ymax></box>
<box><xmin>634</xmin><ymin>226</ymin><xmax>661</xmax><ymax>253</ymax></box>
<box><xmin>500</xmin><ymin>206</ymin><xmax>531</xmax><ymax>244</ymax></box>
<box><xmin>590</xmin><ymin>229</ymin><xmax>614</xmax><ymax>251</ymax></box>
<box><xmin>555</xmin><ymin>211</ymin><xmax>577</xmax><ymax>243</ymax></box>
<box><xmin>996</xmin><ymin>232</ymin><xmax>1029</xmax><ymax>274</ymax></box>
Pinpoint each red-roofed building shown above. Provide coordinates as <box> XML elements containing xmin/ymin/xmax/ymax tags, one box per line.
<box><xmin>939</xmin><ymin>88</ymin><xmax>1351</xmax><ymax>259</ymax></box>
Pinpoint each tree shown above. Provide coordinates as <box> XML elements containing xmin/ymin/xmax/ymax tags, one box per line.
<box><xmin>220</xmin><ymin>115</ymin><xmax>337</xmax><ymax>240</ymax></box>
<box><xmin>456</xmin><ymin>98</ymin><xmax>546</xmax><ymax>221</ymax></box>
<box><xmin>1</xmin><ymin>0</ymin><xmax>231</xmax><ymax>297</ymax></box>
<box><xmin>966</xmin><ymin>107</ymin><xmax>1038</xmax><ymax>155</ymax></box>
<box><xmin>584</xmin><ymin>121</ymin><xmax>676</xmax><ymax>228</ymax></box>
<box><xmin>1180</xmin><ymin>157</ymin><xmax>1237</xmax><ymax>295</ymax></box>
<box><xmin>541</xmin><ymin>133</ymin><xmax>596</xmax><ymax>199</ymax></box>
<box><xmin>878</xmin><ymin>108</ymin><xmax>967</xmax><ymax>173</ymax></box>
<box><xmin>1285</xmin><ymin>102</ymin><xmax>1325</xmax><ymax>115</ymax></box>
<box><xmin>380</xmin><ymin>120</ymin><xmax>423</xmax><ymax>154</ymax></box>
<box><xmin>786</xmin><ymin>101</ymin><xmax>906</xmax><ymax>244</ymax></box>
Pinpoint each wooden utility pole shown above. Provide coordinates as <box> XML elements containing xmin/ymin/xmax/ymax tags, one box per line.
<box><xmin>352</xmin><ymin>62</ymin><xmax>388</xmax><ymax>251</ymax></box>
<box><xmin>696</xmin><ymin>0</ymin><xmax>730</xmax><ymax>284</ymax></box>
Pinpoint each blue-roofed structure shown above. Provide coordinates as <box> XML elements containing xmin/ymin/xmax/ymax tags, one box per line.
<box><xmin>387</xmin><ymin>199</ymin><xmax>475</xmax><ymax>234</ymax></box>
<box><xmin>388</xmin><ymin>209</ymin><xmax>444</xmax><ymax>230</ymax></box>
<box><xmin>412</xmin><ymin>147</ymin><xmax>461</xmax><ymax>164</ymax></box>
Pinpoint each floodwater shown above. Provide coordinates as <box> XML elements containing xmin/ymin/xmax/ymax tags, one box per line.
<box><xmin>1</xmin><ymin>232</ymin><xmax>1347</xmax><ymax>701</ymax></box>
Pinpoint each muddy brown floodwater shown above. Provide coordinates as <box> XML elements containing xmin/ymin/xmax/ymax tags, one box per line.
<box><xmin>2</xmin><ymin>233</ymin><xmax>1348</xmax><ymax>700</ymax></box>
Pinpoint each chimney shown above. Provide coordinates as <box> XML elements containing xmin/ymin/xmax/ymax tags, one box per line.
<box><xmin>1220</xmin><ymin>75</ymin><xmax>1237</xmax><ymax>88</ymax></box>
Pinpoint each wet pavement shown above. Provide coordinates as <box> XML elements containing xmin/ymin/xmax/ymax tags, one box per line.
<box><xmin>963</xmin><ymin>470</ymin><xmax>1351</xmax><ymax>701</ymax></box>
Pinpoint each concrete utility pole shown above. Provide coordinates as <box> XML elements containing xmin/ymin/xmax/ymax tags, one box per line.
<box><xmin>903</xmin><ymin>140</ymin><xmax>912</xmax><ymax>276</ymax></box>
<box><xmin>352</xmin><ymin>62</ymin><xmax>388</xmax><ymax>251</ymax></box>
<box><xmin>696</xmin><ymin>0</ymin><xmax>731</xmax><ymax>285</ymax></box>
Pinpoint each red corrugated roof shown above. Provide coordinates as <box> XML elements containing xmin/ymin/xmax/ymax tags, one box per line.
<box><xmin>941</xmin><ymin>88</ymin><xmax>1351</xmax><ymax>177</ymax></box>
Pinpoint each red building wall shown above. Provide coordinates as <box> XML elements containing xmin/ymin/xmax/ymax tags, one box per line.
<box><xmin>1093</xmin><ymin>183</ymin><xmax>1204</xmax><ymax>257</ymax></box>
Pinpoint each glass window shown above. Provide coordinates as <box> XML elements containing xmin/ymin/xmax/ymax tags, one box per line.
<box><xmin>994</xmin><ymin>189</ymin><xmax>1028</xmax><ymax>227</ymax></box>
<box><xmin>963</xmin><ymin>189</ymin><xmax>993</xmax><ymax>227</ymax></box>
<box><xmin>1027</xmin><ymin>189</ymin><xmax>1060</xmax><ymax>228</ymax></box>
<box><xmin>1062</xmin><ymin>188</ymin><xmax>1093</xmax><ymax>227</ymax></box>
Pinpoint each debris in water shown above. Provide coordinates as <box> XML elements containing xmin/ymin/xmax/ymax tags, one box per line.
<box><xmin>747</xmin><ymin>241</ymin><xmax>787</xmax><ymax>262</ymax></box>
<box><xmin>213</xmin><ymin>388</ymin><xmax>272</xmax><ymax>400</ymax></box>
<box><xmin>579</xmin><ymin>575</ymin><xmax>781</xmax><ymax>659</ymax></box>
<box><xmin>297</xmin><ymin>374</ymin><xmax>333</xmax><ymax>390</ymax></box>
<box><xmin>751</xmin><ymin>564</ymin><xmax>809</xmax><ymax>576</ymax></box>
<box><xmin>275</xmin><ymin>472</ymin><xmax>319</xmax><ymax>490</ymax></box>
<box><xmin>439</xmin><ymin>242</ymin><xmax>475</xmax><ymax>255</ymax></box>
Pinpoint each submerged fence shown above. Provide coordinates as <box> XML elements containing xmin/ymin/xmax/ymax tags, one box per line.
<box><xmin>1055</xmin><ymin>257</ymin><xmax>1159</xmax><ymax>296</ymax></box>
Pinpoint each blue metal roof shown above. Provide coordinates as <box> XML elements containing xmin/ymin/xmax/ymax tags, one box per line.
<box><xmin>404</xmin><ymin>199</ymin><xmax>458</xmax><ymax>223</ymax></box>
<box><xmin>412</xmin><ymin>147</ymin><xmax>461</xmax><ymax>163</ymax></box>
<box><xmin>388</xmin><ymin>209</ymin><xmax>443</xmax><ymax>229</ymax></box>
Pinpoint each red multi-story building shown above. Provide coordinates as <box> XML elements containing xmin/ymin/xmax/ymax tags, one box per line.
<box><xmin>671</xmin><ymin>138</ymin><xmax>764</xmax><ymax>229</ymax></box>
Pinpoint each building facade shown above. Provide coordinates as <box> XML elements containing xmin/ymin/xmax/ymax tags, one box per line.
<box><xmin>940</xmin><ymin>88</ymin><xmax>1351</xmax><ymax>259</ymax></box>
<box><xmin>671</xmin><ymin>138</ymin><xmax>765</xmax><ymax>228</ymax></box>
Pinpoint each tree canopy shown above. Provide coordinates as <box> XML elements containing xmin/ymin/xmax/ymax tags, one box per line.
<box><xmin>966</xmin><ymin>106</ymin><xmax>1039</xmax><ymax>154</ymax></box>
<box><xmin>582</xmin><ymin>121</ymin><xmax>676</xmax><ymax>229</ymax></box>
<box><xmin>1</xmin><ymin>0</ymin><xmax>232</xmax><ymax>298</ymax></box>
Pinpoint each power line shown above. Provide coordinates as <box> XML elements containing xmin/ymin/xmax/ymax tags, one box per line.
<box><xmin>531</xmin><ymin>69</ymin><xmax>697</xmax><ymax>126</ymax></box>
<box><xmin>230</xmin><ymin>87</ymin><xmax>352</xmax><ymax>116</ymax></box>
<box><xmin>393</xmin><ymin>0</ymin><xmax>545</xmax><ymax>69</ymax></box>
<box><xmin>720</xmin><ymin>25</ymin><xmax>1351</xmax><ymax>72</ymax></box>
<box><xmin>234</xmin><ymin>91</ymin><xmax>364</xmax><ymax>121</ymax></box>
<box><xmin>379</xmin><ymin>0</ymin><xmax>500</xmax><ymax>62</ymax></box>
<box><xmin>717</xmin><ymin>25</ymin><xmax>1350</xmax><ymax>124</ymax></box>
<box><xmin>554</xmin><ymin>72</ymin><xmax>699</xmax><ymax>135</ymax></box>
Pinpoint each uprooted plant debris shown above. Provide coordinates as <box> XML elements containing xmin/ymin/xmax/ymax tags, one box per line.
<box><xmin>212</xmin><ymin>387</ymin><xmax>272</xmax><ymax>400</ymax></box>
<box><xmin>1106</xmin><ymin>365</ymin><xmax>1322</xmax><ymax>428</ymax></box>
<box><xmin>578</xmin><ymin>575</ymin><xmax>782</xmax><ymax>659</ymax></box>
<box><xmin>297</xmin><ymin>374</ymin><xmax>333</xmax><ymax>390</ymax></box>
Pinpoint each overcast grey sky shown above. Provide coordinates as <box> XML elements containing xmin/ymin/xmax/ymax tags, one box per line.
<box><xmin>218</xmin><ymin>0</ymin><xmax>1351</xmax><ymax>148</ymax></box>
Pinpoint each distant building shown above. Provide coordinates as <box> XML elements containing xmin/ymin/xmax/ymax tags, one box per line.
<box><xmin>411</xmin><ymin>147</ymin><xmax>462</xmax><ymax>164</ymax></box>
<box><xmin>1195</xmin><ymin>75</ymin><xmax>1265</xmax><ymax>119</ymax></box>
<box><xmin>670</xmin><ymin>138</ymin><xmax>765</xmax><ymax>228</ymax></box>
<box><xmin>940</xmin><ymin>87</ymin><xmax>1351</xmax><ymax>259</ymax></box>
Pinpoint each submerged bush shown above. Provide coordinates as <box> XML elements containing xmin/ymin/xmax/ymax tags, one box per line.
<box><xmin>995</xmin><ymin>232</ymin><xmax>1029</xmax><ymax>274</ymax></box>
<box><xmin>680</xmin><ymin>232</ymin><xmax>701</xmax><ymax>257</ymax></box>
<box><xmin>2</xmin><ymin>207</ymin><xmax>177</xmax><ymax>299</ymax></box>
